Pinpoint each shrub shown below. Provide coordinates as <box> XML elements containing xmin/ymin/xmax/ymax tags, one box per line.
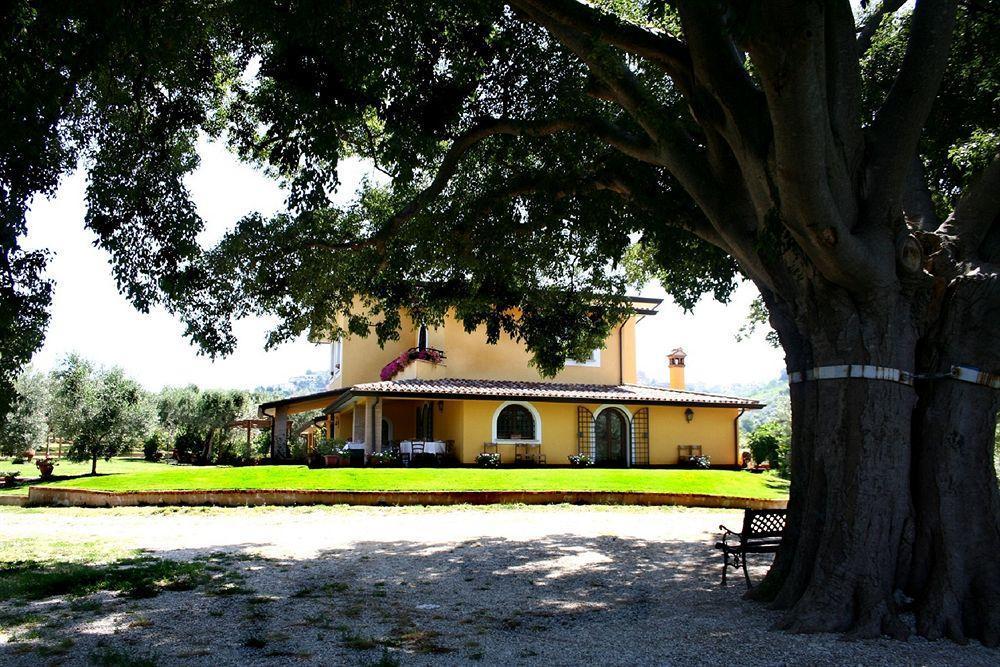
<box><xmin>568</xmin><ymin>454</ymin><xmax>594</xmax><ymax>467</ymax></box>
<box><xmin>11</xmin><ymin>456</ymin><xmax>25</xmax><ymax>465</ymax></box>
<box><xmin>172</xmin><ymin>431</ymin><xmax>202</xmax><ymax>463</ymax></box>
<box><xmin>254</xmin><ymin>430</ymin><xmax>272</xmax><ymax>458</ymax></box>
<box><xmin>1</xmin><ymin>470</ymin><xmax>20</xmax><ymax>485</ymax></box>
<box><xmin>289</xmin><ymin>438</ymin><xmax>309</xmax><ymax>462</ymax></box>
<box><xmin>143</xmin><ymin>432</ymin><xmax>168</xmax><ymax>462</ymax></box>
<box><xmin>476</xmin><ymin>452</ymin><xmax>500</xmax><ymax>468</ymax></box>
<box><xmin>775</xmin><ymin>439</ymin><xmax>791</xmax><ymax>479</ymax></box>
<box><xmin>315</xmin><ymin>437</ymin><xmax>347</xmax><ymax>456</ymax></box>
<box><xmin>213</xmin><ymin>437</ymin><xmax>256</xmax><ymax>466</ymax></box>
<box><xmin>746</xmin><ymin>421</ymin><xmax>787</xmax><ymax>467</ymax></box>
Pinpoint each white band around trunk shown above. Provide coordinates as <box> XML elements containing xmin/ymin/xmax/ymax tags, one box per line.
<box><xmin>788</xmin><ymin>364</ymin><xmax>999</xmax><ymax>389</ymax></box>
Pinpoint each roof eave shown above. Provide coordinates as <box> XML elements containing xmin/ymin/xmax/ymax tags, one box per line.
<box><xmin>342</xmin><ymin>387</ymin><xmax>762</xmax><ymax>409</ymax></box>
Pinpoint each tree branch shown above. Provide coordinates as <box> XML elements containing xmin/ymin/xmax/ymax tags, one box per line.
<box><xmin>866</xmin><ymin>0</ymin><xmax>957</xmax><ymax>218</ymax></box>
<box><xmin>748</xmin><ymin>3</ymin><xmax>884</xmax><ymax>289</ymax></box>
<box><xmin>509</xmin><ymin>3</ymin><xmax>730</xmax><ymax>223</ymax></box>
<box><xmin>902</xmin><ymin>157</ymin><xmax>941</xmax><ymax>231</ymax></box>
<box><xmin>673</xmin><ymin>1</ymin><xmax>773</xmax><ymax>211</ymax></box>
<box><xmin>856</xmin><ymin>0</ymin><xmax>908</xmax><ymax>55</ymax></box>
<box><xmin>306</xmin><ymin>115</ymin><xmax>659</xmax><ymax>252</ymax></box>
<box><xmin>508</xmin><ymin>0</ymin><xmax>694</xmax><ymax>88</ymax></box>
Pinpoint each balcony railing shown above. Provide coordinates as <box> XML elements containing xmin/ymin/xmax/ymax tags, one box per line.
<box><xmin>380</xmin><ymin>347</ymin><xmax>446</xmax><ymax>381</ymax></box>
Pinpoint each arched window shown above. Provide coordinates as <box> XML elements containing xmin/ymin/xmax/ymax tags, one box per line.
<box><xmin>496</xmin><ymin>404</ymin><xmax>536</xmax><ymax>440</ymax></box>
<box><xmin>417</xmin><ymin>324</ymin><xmax>428</xmax><ymax>350</ymax></box>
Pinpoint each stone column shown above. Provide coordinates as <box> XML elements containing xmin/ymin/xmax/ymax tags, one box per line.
<box><xmin>273</xmin><ymin>405</ymin><xmax>289</xmax><ymax>460</ymax></box>
<box><xmin>363</xmin><ymin>400</ymin><xmax>376</xmax><ymax>455</ymax></box>
<box><xmin>373</xmin><ymin>399</ymin><xmax>383</xmax><ymax>453</ymax></box>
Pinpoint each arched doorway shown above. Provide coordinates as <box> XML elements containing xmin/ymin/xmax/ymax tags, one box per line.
<box><xmin>594</xmin><ymin>408</ymin><xmax>629</xmax><ymax>466</ymax></box>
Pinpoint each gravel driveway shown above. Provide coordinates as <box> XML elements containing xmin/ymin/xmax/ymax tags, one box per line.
<box><xmin>0</xmin><ymin>505</ymin><xmax>994</xmax><ymax>666</ymax></box>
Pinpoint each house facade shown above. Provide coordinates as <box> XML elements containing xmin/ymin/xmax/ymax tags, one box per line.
<box><xmin>259</xmin><ymin>297</ymin><xmax>763</xmax><ymax>466</ymax></box>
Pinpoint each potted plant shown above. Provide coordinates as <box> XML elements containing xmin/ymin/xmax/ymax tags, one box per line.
<box><xmin>370</xmin><ymin>450</ymin><xmax>398</xmax><ymax>467</ymax></box>
<box><xmin>35</xmin><ymin>457</ymin><xmax>57</xmax><ymax>480</ymax></box>
<box><xmin>1</xmin><ymin>470</ymin><xmax>20</xmax><ymax>486</ymax></box>
<box><xmin>475</xmin><ymin>452</ymin><xmax>500</xmax><ymax>468</ymax></box>
<box><xmin>568</xmin><ymin>454</ymin><xmax>595</xmax><ymax>467</ymax></box>
<box><xmin>685</xmin><ymin>455</ymin><xmax>711</xmax><ymax>469</ymax></box>
<box><xmin>312</xmin><ymin>437</ymin><xmax>347</xmax><ymax>467</ymax></box>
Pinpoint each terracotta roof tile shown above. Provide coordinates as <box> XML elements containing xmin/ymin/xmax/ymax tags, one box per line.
<box><xmin>348</xmin><ymin>378</ymin><xmax>763</xmax><ymax>408</ymax></box>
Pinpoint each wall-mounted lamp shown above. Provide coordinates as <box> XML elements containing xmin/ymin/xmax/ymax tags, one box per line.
<box><xmin>437</xmin><ymin>400</ymin><xmax>445</xmax><ymax>413</ymax></box>
<box><xmin>684</xmin><ymin>408</ymin><xmax>695</xmax><ymax>423</ymax></box>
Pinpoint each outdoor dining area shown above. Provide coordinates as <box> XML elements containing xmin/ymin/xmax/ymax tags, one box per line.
<box><xmin>310</xmin><ymin>438</ymin><xmax>552</xmax><ymax>468</ymax></box>
<box><xmin>314</xmin><ymin>438</ymin><xmax>459</xmax><ymax>467</ymax></box>
<box><xmin>382</xmin><ymin>439</ymin><xmax>456</xmax><ymax>466</ymax></box>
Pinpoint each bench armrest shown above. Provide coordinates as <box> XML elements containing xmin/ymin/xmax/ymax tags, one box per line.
<box><xmin>718</xmin><ymin>525</ymin><xmax>743</xmax><ymax>547</ymax></box>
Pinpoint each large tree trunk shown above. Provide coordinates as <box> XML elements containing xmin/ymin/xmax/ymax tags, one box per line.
<box><xmin>752</xmin><ymin>271</ymin><xmax>1000</xmax><ymax>646</ymax></box>
<box><xmin>909</xmin><ymin>273</ymin><xmax>1000</xmax><ymax>645</ymax></box>
<box><xmin>752</xmin><ymin>290</ymin><xmax>919</xmax><ymax>638</ymax></box>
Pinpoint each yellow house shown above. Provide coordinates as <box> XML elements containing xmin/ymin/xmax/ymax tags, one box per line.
<box><xmin>259</xmin><ymin>297</ymin><xmax>763</xmax><ymax>466</ymax></box>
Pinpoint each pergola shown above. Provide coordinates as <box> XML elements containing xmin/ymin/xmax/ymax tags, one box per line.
<box><xmin>227</xmin><ymin>418</ymin><xmax>274</xmax><ymax>453</ymax></box>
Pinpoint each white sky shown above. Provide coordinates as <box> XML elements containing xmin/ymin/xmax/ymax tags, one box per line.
<box><xmin>23</xmin><ymin>140</ymin><xmax>784</xmax><ymax>391</ymax></box>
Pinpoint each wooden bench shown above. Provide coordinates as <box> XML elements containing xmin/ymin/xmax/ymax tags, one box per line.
<box><xmin>715</xmin><ymin>509</ymin><xmax>786</xmax><ymax>588</ymax></box>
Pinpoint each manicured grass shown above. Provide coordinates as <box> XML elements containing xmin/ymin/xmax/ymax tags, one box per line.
<box><xmin>33</xmin><ymin>464</ymin><xmax>788</xmax><ymax>499</ymax></box>
<box><xmin>0</xmin><ymin>457</ymin><xmax>160</xmax><ymax>495</ymax></box>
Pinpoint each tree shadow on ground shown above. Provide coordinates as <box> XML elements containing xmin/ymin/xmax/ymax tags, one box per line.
<box><xmin>0</xmin><ymin>532</ymin><xmax>994</xmax><ymax>666</ymax></box>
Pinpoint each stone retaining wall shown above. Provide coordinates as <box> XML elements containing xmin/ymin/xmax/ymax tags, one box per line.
<box><xmin>0</xmin><ymin>495</ymin><xmax>27</xmax><ymax>507</ymax></box>
<box><xmin>27</xmin><ymin>486</ymin><xmax>787</xmax><ymax>510</ymax></box>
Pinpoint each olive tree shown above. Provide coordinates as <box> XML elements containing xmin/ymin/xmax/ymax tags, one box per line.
<box><xmin>50</xmin><ymin>356</ymin><xmax>153</xmax><ymax>474</ymax></box>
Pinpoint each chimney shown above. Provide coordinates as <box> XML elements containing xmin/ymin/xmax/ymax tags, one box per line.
<box><xmin>668</xmin><ymin>348</ymin><xmax>687</xmax><ymax>390</ymax></box>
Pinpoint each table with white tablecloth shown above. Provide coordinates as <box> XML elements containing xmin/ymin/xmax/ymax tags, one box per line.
<box><xmin>399</xmin><ymin>440</ymin><xmax>447</xmax><ymax>455</ymax></box>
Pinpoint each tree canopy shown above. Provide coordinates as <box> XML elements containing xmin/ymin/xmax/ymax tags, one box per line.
<box><xmin>2</xmin><ymin>2</ymin><xmax>995</xmax><ymax>382</ymax></box>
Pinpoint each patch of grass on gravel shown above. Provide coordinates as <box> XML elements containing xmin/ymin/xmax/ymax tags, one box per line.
<box><xmin>0</xmin><ymin>556</ymin><xmax>210</xmax><ymax>601</ymax></box>
<box><xmin>0</xmin><ymin>537</ymin><xmax>138</xmax><ymax>564</ymax></box>
<box><xmin>0</xmin><ymin>609</ymin><xmax>43</xmax><ymax>632</ymax></box>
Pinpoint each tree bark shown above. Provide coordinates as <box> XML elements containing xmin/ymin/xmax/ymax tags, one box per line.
<box><xmin>909</xmin><ymin>272</ymin><xmax>1000</xmax><ymax>646</ymax></box>
<box><xmin>91</xmin><ymin>452</ymin><xmax>98</xmax><ymax>476</ymax></box>
<box><xmin>752</xmin><ymin>268</ymin><xmax>1000</xmax><ymax>646</ymax></box>
<box><xmin>750</xmin><ymin>289</ymin><xmax>919</xmax><ymax>638</ymax></box>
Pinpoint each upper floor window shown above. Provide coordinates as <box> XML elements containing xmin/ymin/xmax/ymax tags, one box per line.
<box><xmin>331</xmin><ymin>339</ymin><xmax>343</xmax><ymax>377</ymax></box>
<box><xmin>417</xmin><ymin>324</ymin><xmax>428</xmax><ymax>350</ymax></box>
<box><xmin>566</xmin><ymin>348</ymin><xmax>601</xmax><ymax>367</ymax></box>
<box><xmin>495</xmin><ymin>403</ymin><xmax>537</xmax><ymax>440</ymax></box>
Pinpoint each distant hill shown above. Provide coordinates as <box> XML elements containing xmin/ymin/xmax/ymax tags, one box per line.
<box><xmin>255</xmin><ymin>369</ymin><xmax>330</xmax><ymax>398</ymax></box>
<box><xmin>690</xmin><ymin>373</ymin><xmax>789</xmax><ymax>432</ymax></box>
<box><xmin>639</xmin><ymin>371</ymin><xmax>790</xmax><ymax>432</ymax></box>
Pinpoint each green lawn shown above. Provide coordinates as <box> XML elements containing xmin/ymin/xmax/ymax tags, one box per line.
<box><xmin>3</xmin><ymin>459</ymin><xmax>788</xmax><ymax>499</ymax></box>
<box><xmin>0</xmin><ymin>458</ymin><xmax>158</xmax><ymax>495</ymax></box>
